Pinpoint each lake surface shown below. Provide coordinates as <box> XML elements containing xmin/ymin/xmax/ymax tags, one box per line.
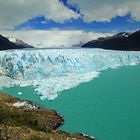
<box><xmin>1</xmin><ymin>64</ymin><xmax>140</xmax><ymax>140</ymax></box>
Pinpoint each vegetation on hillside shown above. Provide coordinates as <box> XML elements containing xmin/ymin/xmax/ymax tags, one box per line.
<box><xmin>0</xmin><ymin>93</ymin><xmax>94</xmax><ymax>140</ymax></box>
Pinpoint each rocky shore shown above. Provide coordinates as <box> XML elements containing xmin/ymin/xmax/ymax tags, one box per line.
<box><xmin>0</xmin><ymin>93</ymin><xmax>95</xmax><ymax>140</ymax></box>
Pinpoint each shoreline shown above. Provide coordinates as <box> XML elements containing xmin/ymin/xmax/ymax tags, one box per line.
<box><xmin>0</xmin><ymin>92</ymin><xmax>95</xmax><ymax>140</ymax></box>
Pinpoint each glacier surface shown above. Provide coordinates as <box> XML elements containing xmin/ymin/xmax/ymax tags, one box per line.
<box><xmin>0</xmin><ymin>48</ymin><xmax>140</xmax><ymax>100</ymax></box>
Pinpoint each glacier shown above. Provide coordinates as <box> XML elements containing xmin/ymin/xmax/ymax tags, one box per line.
<box><xmin>0</xmin><ymin>48</ymin><xmax>140</xmax><ymax>100</ymax></box>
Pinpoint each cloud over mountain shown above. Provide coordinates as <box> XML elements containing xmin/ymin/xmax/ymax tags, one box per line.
<box><xmin>1</xmin><ymin>29</ymin><xmax>112</xmax><ymax>48</ymax></box>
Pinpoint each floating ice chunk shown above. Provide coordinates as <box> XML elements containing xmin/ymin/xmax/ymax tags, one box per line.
<box><xmin>17</xmin><ymin>92</ymin><xmax>22</xmax><ymax>95</ymax></box>
<box><xmin>0</xmin><ymin>48</ymin><xmax>140</xmax><ymax>100</ymax></box>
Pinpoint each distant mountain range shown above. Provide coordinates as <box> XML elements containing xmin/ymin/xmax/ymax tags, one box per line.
<box><xmin>1</xmin><ymin>29</ymin><xmax>140</xmax><ymax>51</ymax></box>
<box><xmin>0</xmin><ymin>34</ymin><xmax>33</xmax><ymax>50</ymax></box>
<box><xmin>82</xmin><ymin>30</ymin><xmax>140</xmax><ymax>51</ymax></box>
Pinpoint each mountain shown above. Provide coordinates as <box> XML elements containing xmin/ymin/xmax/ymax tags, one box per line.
<box><xmin>82</xmin><ymin>30</ymin><xmax>140</xmax><ymax>51</ymax></box>
<box><xmin>0</xmin><ymin>34</ymin><xmax>33</xmax><ymax>50</ymax></box>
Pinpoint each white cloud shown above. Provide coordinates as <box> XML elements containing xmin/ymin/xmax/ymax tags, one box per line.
<box><xmin>1</xmin><ymin>29</ymin><xmax>113</xmax><ymax>48</ymax></box>
<box><xmin>67</xmin><ymin>0</ymin><xmax>140</xmax><ymax>22</ymax></box>
<box><xmin>0</xmin><ymin>0</ymin><xmax>80</xmax><ymax>28</ymax></box>
<box><xmin>0</xmin><ymin>0</ymin><xmax>140</xmax><ymax>28</ymax></box>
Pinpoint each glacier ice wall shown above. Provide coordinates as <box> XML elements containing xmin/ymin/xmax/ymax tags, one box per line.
<box><xmin>0</xmin><ymin>48</ymin><xmax>140</xmax><ymax>100</ymax></box>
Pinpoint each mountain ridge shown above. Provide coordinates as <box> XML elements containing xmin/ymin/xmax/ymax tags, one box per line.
<box><xmin>0</xmin><ymin>34</ymin><xmax>33</xmax><ymax>50</ymax></box>
<box><xmin>82</xmin><ymin>29</ymin><xmax>140</xmax><ymax>51</ymax></box>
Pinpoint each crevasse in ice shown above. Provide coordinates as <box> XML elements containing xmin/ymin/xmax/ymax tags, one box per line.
<box><xmin>0</xmin><ymin>48</ymin><xmax>140</xmax><ymax>100</ymax></box>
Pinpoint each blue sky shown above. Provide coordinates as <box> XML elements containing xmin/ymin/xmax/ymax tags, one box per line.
<box><xmin>14</xmin><ymin>0</ymin><xmax>140</xmax><ymax>33</ymax></box>
<box><xmin>0</xmin><ymin>0</ymin><xmax>140</xmax><ymax>47</ymax></box>
<box><xmin>15</xmin><ymin>14</ymin><xmax>140</xmax><ymax>33</ymax></box>
<box><xmin>0</xmin><ymin>0</ymin><xmax>140</xmax><ymax>32</ymax></box>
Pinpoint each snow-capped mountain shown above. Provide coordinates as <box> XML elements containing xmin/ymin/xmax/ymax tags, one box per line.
<box><xmin>0</xmin><ymin>34</ymin><xmax>33</xmax><ymax>50</ymax></box>
<box><xmin>0</xmin><ymin>49</ymin><xmax>140</xmax><ymax>100</ymax></box>
<box><xmin>8</xmin><ymin>36</ymin><xmax>33</xmax><ymax>48</ymax></box>
<box><xmin>82</xmin><ymin>30</ymin><xmax>140</xmax><ymax>50</ymax></box>
<box><xmin>113</xmin><ymin>32</ymin><xmax>131</xmax><ymax>38</ymax></box>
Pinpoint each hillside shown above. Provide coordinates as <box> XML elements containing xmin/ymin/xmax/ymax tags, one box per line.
<box><xmin>0</xmin><ymin>93</ymin><xmax>94</xmax><ymax>140</ymax></box>
<box><xmin>82</xmin><ymin>30</ymin><xmax>140</xmax><ymax>51</ymax></box>
<box><xmin>0</xmin><ymin>34</ymin><xmax>33</xmax><ymax>50</ymax></box>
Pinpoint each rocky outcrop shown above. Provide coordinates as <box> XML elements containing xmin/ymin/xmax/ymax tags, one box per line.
<box><xmin>0</xmin><ymin>93</ymin><xmax>95</xmax><ymax>140</ymax></box>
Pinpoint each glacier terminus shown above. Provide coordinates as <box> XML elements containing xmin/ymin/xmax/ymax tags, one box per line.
<box><xmin>0</xmin><ymin>48</ymin><xmax>140</xmax><ymax>100</ymax></box>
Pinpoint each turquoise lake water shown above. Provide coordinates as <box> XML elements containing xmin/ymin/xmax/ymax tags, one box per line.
<box><xmin>1</xmin><ymin>64</ymin><xmax>140</xmax><ymax>140</ymax></box>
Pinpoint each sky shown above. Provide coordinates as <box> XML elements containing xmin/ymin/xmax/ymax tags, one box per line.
<box><xmin>0</xmin><ymin>0</ymin><xmax>140</xmax><ymax>47</ymax></box>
